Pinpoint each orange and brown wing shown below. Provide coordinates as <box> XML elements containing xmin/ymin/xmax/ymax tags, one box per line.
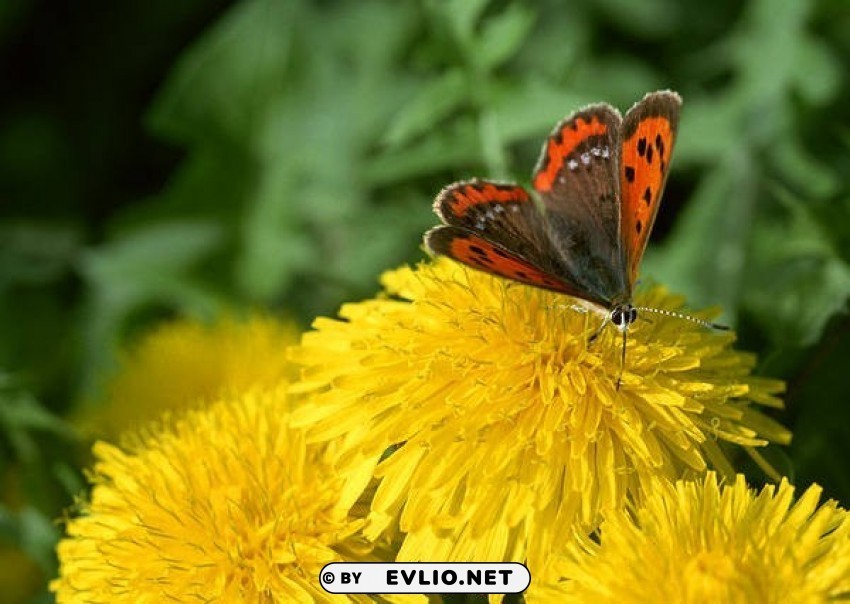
<box><xmin>426</xmin><ymin>179</ymin><xmax>607</xmax><ymax>304</ymax></box>
<box><xmin>433</xmin><ymin>179</ymin><xmax>551</xmax><ymax>266</ymax></box>
<box><xmin>619</xmin><ymin>91</ymin><xmax>681</xmax><ymax>287</ymax></box>
<box><xmin>434</xmin><ymin>179</ymin><xmax>533</xmax><ymax>222</ymax></box>
<box><xmin>532</xmin><ymin>104</ymin><xmax>627</xmax><ymax>306</ymax></box>
<box><xmin>533</xmin><ymin>105</ymin><xmax>619</xmax><ymax>195</ymax></box>
<box><xmin>424</xmin><ymin>226</ymin><xmax>586</xmax><ymax>296</ymax></box>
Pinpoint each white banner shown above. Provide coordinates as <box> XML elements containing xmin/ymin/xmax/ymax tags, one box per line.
<box><xmin>319</xmin><ymin>562</ymin><xmax>530</xmax><ymax>594</ymax></box>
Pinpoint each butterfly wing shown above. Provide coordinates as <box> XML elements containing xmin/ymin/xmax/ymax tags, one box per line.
<box><xmin>425</xmin><ymin>93</ymin><xmax>680</xmax><ymax>308</ymax></box>
<box><xmin>432</xmin><ymin>180</ymin><xmax>551</xmax><ymax>265</ymax></box>
<box><xmin>619</xmin><ymin>90</ymin><xmax>681</xmax><ymax>288</ymax></box>
<box><xmin>425</xmin><ymin>226</ymin><xmax>586</xmax><ymax>295</ymax></box>
<box><xmin>532</xmin><ymin>104</ymin><xmax>627</xmax><ymax>306</ymax></box>
<box><xmin>425</xmin><ymin>180</ymin><xmax>601</xmax><ymax>301</ymax></box>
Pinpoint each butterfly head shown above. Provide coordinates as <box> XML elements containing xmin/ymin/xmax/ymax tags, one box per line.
<box><xmin>610</xmin><ymin>304</ymin><xmax>638</xmax><ymax>332</ymax></box>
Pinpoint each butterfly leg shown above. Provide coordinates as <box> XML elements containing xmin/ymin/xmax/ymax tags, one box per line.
<box><xmin>616</xmin><ymin>327</ymin><xmax>627</xmax><ymax>390</ymax></box>
<box><xmin>587</xmin><ymin>315</ymin><xmax>611</xmax><ymax>346</ymax></box>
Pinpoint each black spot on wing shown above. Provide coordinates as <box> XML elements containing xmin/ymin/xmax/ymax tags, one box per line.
<box><xmin>625</xmin><ymin>166</ymin><xmax>635</xmax><ymax>182</ymax></box>
<box><xmin>643</xmin><ymin>187</ymin><xmax>652</xmax><ymax>205</ymax></box>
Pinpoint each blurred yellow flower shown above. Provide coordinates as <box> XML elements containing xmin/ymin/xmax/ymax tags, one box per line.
<box><xmin>78</xmin><ymin>313</ymin><xmax>298</xmax><ymax>439</ymax></box>
<box><xmin>290</xmin><ymin>259</ymin><xmax>791</xmax><ymax>570</ymax></box>
<box><xmin>52</xmin><ymin>387</ymin><xmax>400</xmax><ymax>603</ymax></box>
<box><xmin>530</xmin><ymin>473</ymin><xmax>850</xmax><ymax>603</ymax></box>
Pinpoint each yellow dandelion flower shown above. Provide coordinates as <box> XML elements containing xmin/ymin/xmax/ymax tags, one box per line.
<box><xmin>78</xmin><ymin>313</ymin><xmax>298</xmax><ymax>439</ymax></box>
<box><xmin>290</xmin><ymin>259</ymin><xmax>790</xmax><ymax>570</ymax></box>
<box><xmin>52</xmin><ymin>386</ymin><xmax>410</xmax><ymax>603</ymax></box>
<box><xmin>531</xmin><ymin>473</ymin><xmax>850</xmax><ymax>603</ymax></box>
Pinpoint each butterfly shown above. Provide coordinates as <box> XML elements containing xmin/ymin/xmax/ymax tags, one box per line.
<box><xmin>424</xmin><ymin>91</ymin><xmax>725</xmax><ymax>386</ymax></box>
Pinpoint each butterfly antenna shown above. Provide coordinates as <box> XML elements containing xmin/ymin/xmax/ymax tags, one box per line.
<box><xmin>634</xmin><ymin>307</ymin><xmax>730</xmax><ymax>331</ymax></box>
<box><xmin>616</xmin><ymin>327</ymin><xmax>627</xmax><ymax>390</ymax></box>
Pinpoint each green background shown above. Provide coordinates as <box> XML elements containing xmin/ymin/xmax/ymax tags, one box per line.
<box><xmin>1</xmin><ymin>0</ymin><xmax>849</xmax><ymax>601</ymax></box>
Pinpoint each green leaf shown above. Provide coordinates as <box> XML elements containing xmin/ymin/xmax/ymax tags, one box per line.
<box><xmin>81</xmin><ymin>221</ymin><xmax>224</xmax><ymax>288</ymax></box>
<box><xmin>673</xmin><ymin>96</ymin><xmax>745</xmax><ymax>165</ymax></box>
<box><xmin>0</xmin><ymin>222</ymin><xmax>81</xmax><ymax>289</ymax></box>
<box><xmin>475</xmin><ymin>4</ymin><xmax>535</xmax><ymax>71</ymax></box>
<box><xmin>792</xmin><ymin>36</ymin><xmax>841</xmax><ymax>105</ymax></box>
<box><xmin>147</xmin><ymin>0</ymin><xmax>297</xmax><ymax>146</ymax></box>
<box><xmin>0</xmin><ymin>374</ymin><xmax>74</xmax><ymax>463</ymax></box>
<box><xmin>236</xmin><ymin>178</ymin><xmax>318</xmax><ymax>303</ymax></box>
<box><xmin>592</xmin><ymin>0</ymin><xmax>681</xmax><ymax>37</ymax></box>
<box><xmin>432</xmin><ymin>0</ymin><xmax>491</xmax><ymax>42</ymax></box>
<box><xmin>731</xmin><ymin>0</ymin><xmax>810</xmax><ymax>99</ymax></box>
<box><xmin>745</xmin><ymin>192</ymin><xmax>850</xmax><ymax>346</ymax></box>
<box><xmin>642</xmin><ymin>154</ymin><xmax>759</xmax><ymax>322</ymax></box>
<box><xmin>786</xmin><ymin>318</ymin><xmax>850</xmax><ymax>505</ymax></box>
<box><xmin>493</xmin><ymin>78</ymin><xmax>586</xmax><ymax>145</ymax></box>
<box><xmin>768</xmin><ymin>136</ymin><xmax>839</xmax><ymax>200</ymax></box>
<box><xmin>383</xmin><ymin>69</ymin><xmax>468</xmax><ymax>148</ymax></box>
<box><xmin>330</xmin><ymin>199</ymin><xmax>433</xmax><ymax>288</ymax></box>
<box><xmin>365</xmin><ymin>118</ymin><xmax>482</xmax><ymax>185</ymax></box>
<box><xmin>15</xmin><ymin>506</ymin><xmax>59</xmax><ymax>575</ymax></box>
<box><xmin>78</xmin><ymin>221</ymin><xmax>225</xmax><ymax>395</ymax></box>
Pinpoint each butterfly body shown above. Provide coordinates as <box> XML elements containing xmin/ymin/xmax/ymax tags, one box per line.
<box><xmin>425</xmin><ymin>91</ymin><xmax>682</xmax><ymax>335</ymax></box>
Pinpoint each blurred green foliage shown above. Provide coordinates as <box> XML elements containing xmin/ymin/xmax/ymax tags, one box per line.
<box><xmin>1</xmin><ymin>0</ymin><xmax>849</xmax><ymax>601</ymax></box>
